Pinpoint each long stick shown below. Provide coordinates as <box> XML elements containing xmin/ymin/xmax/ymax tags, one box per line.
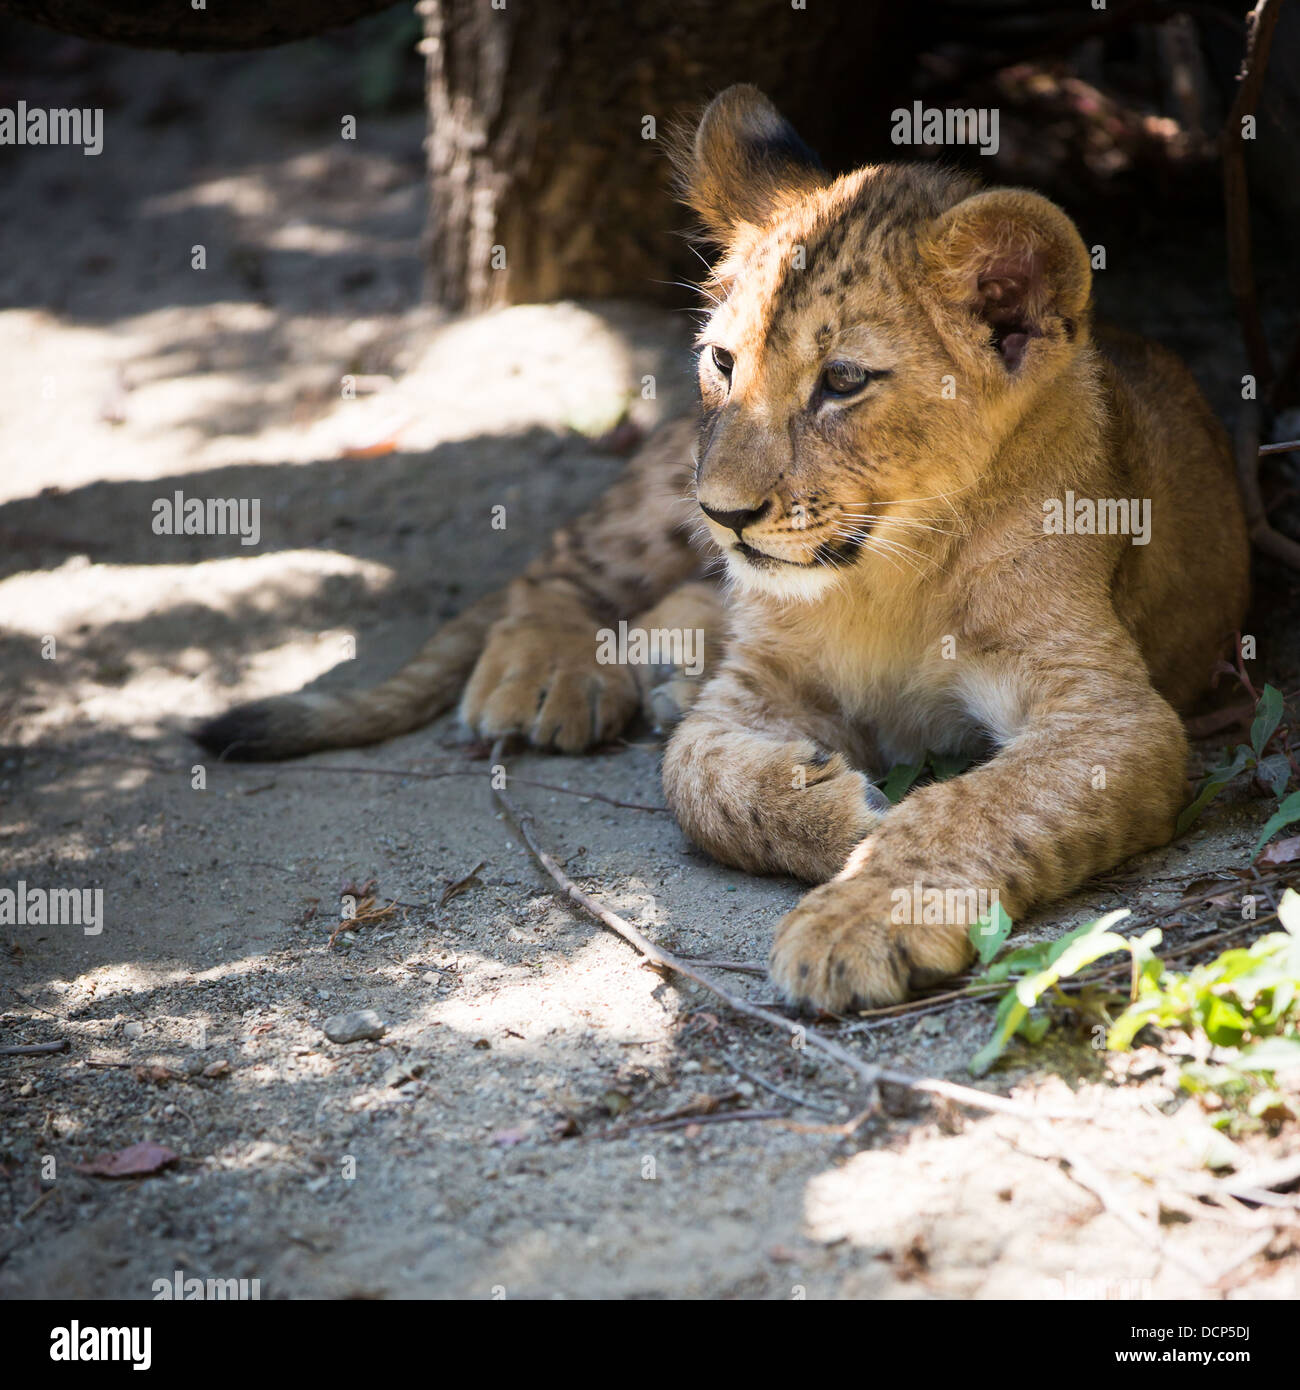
<box><xmin>488</xmin><ymin>740</ymin><xmax>1067</xmax><ymax>1121</ymax></box>
<box><xmin>0</xmin><ymin>1040</ymin><xmax>67</xmax><ymax>1057</ymax></box>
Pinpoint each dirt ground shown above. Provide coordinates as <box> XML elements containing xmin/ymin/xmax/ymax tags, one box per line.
<box><xmin>2</xmin><ymin>20</ymin><xmax>1300</xmax><ymax>1301</ymax></box>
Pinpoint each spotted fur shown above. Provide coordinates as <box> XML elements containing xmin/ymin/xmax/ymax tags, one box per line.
<box><xmin>198</xmin><ymin>85</ymin><xmax>1249</xmax><ymax>1022</ymax></box>
<box><xmin>660</xmin><ymin>86</ymin><xmax>1249</xmax><ymax>1010</ymax></box>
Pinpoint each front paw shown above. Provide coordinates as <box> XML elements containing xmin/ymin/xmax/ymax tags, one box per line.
<box><xmin>461</xmin><ymin>616</ymin><xmax>639</xmax><ymax>752</ymax></box>
<box><xmin>640</xmin><ymin>671</ymin><xmax>703</xmax><ymax>734</ymax></box>
<box><xmin>769</xmin><ymin>877</ymin><xmax>972</xmax><ymax>1012</ymax></box>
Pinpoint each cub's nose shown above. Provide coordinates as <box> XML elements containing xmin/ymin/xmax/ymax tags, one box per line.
<box><xmin>699</xmin><ymin>499</ymin><xmax>771</xmax><ymax>537</ymax></box>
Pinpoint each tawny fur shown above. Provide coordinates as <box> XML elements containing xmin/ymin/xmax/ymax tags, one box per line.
<box><xmin>197</xmin><ymin>84</ymin><xmax>1249</xmax><ymax>1016</ymax></box>
<box><xmin>660</xmin><ymin>87</ymin><xmax>1249</xmax><ymax>1010</ymax></box>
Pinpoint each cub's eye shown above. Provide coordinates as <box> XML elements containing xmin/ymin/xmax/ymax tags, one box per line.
<box><xmin>820</xmin><ymin>360</ymin><xmax>882</xmax><ymax>399</ymax></box>
<box><xmin>710</xmin><ymin>345</ymin><xmax>734</xmax><ymax>378</ymax></box>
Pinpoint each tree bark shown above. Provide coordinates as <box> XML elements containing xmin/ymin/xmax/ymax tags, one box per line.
<box><xmin>420</xmin><ymin>0</ymin><xmax>913</xmax><ymax>312</ymax></box>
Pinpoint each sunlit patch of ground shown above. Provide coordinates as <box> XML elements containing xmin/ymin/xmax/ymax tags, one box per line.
<box><xmin>2</xmin><ymin>24</ymin><xmax>1297</xmax><ymax>1303</ymax></box>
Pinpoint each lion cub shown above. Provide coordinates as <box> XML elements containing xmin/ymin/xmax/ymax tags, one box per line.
<box><xmin>198</xmin><ymin>85</ymin><xmax>1249</xmax><ymax>1013</ymax></box>
<box><xmin>660</xmin><ymin>86</ymin><xmax>1249</xmax><ymax>1009</ymax></box>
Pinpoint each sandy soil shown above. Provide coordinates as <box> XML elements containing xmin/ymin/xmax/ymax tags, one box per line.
<box><xmin>2</xmin><ymin>18</ymin><xmax>1299</xmax><ymax>1301</ymax></box>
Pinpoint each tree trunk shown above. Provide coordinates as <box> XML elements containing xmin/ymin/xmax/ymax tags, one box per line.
<box><xmin>420</xmin><ymin>0</ymin><xmax>913</xmax><ymax>313</ymax></box>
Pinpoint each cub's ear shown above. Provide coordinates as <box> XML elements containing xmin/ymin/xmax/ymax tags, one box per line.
<box><xmin>671</xmin><ymin>84</ymin><xmax>826</xmax><ymax>243</ymax></box>
<box><xmin>920</xmin><ymin>189</ymin><xmax>1092</xmax><ymax>372</ymax></box>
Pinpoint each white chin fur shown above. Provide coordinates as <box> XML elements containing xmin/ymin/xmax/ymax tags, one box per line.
<box><xmin>724</xmin><ymin>552</ymin><xmax>840</xmax><ymax>603</ymax></box>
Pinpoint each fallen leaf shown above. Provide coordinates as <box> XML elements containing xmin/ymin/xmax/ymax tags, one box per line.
<box><xmin>1258</xmin><ymin>835</ymin><xmax>1300</xmax><ymax>867</ymax></box>
<box><xmin>439</xmin><ymin>861</ymin><xmax>485</xmax><ymax>908</ymax></box>
<box><xmin>74</xmin><ymin>1141</ymin><xmax>179</xmax><ymax>1179</ymax></box>
<box><xmin>328</xmin><ymin>890</ymin><xmax>400</xmax><ymax>947</ymax></box>
<box><xmin>132</xmin><ymin>1065</ymin><xmax>179</xmax><ymax>1085</ymax></box>
<box><xmin>342</xmin><ymin>438</ymin><xmax>398</xmax><ymax>457</ymax></box>
<box><xmin>340</xmin><ymin>415</ymin><xmax>409</xmax><ymax>457</ymax></box>
<box><xmin>490</xmin><ymin>1125</ymin><xmax>532</xmax><ymax>1148</ymax></box>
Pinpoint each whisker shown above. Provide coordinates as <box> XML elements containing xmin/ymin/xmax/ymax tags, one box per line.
<box><xmin>834</xmin><ymin>525</ymin><xmax>917</xmax><ymax>564</ymax></box>
<box><xmin>684</xmin><ymin>242</ymin><xmax>715</xmax><ymax>276</ymax></box>
<box><xmin>831</xmin><ymin>526</ymin><xmax>936</xmax><ymax>579</ymax></box>
<box><xmin>865</xmin><ymin>538</ymin><xmax>934</xmax><ymax>579</ymax></box>
<box><xmin>840</xmin><ymin>514</ymin><xmax>966</xmax><ymax>538</ymax></box>
<box><xmin>882</xmin><ymin>481</ymin><xmax>978</xmax><ymax>506</ymax></box>
<box><xmin>840</xmin><ymin>509</ymin><xmax>965</xmax><ymax>524</ymax></box>
<box><xmin>853</xmin><ymin>542</ymin><xmax>902</xmax><ymax>575</ymax></box>
<box><xmin>843</xmin><ymin>482</ymin><xmax>977</xmax><ymax>523</ymax></box>
<box><xmin>648</xmin><ymin>276</ymin><xmax>724</xmax><ymax>310</ymax></box>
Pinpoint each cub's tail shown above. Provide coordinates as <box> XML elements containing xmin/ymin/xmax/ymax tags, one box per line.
<box><xmin>192</xmin><ymin>591</ymin><xmax>505</xmax><ymax>761</ymax></box>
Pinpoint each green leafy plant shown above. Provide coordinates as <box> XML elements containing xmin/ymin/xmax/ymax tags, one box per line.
<box><xmin>879</xmin><ymin>751</ymin><xmax>972</xmax><ymax>805</ymax></box>
<box><xmin>967</xmin><ymin>910</ymin><xmax>1158</xmax><ymax>1076</ymax></box>
<box><xmin>1132</xmin><ymin>954</ymin><xmax>1300</xmax><ymax>1134</ymax></box>
<box><xmin>1108</xmin><ymin>890</ymin><xmax>1300</xmax><ymax>1052</ymax></box>
<box><xmin>967</xmin><ymin>891</ymin><xmax>1300</xmax><ymax>1127</ymax></box>
<box><xmin>1177</xmin><ymin>684</ymin><xmax>1298</xmax><ymax>854</ymax></box>
<box><xmin>1254</xmin><ymin>790</ymin><xmax>1300</xmax><ymax>860</ymax></box>
<box><xmin>969</xmin><ymin>900</ymin><xmax>1013</xmax><ymax>965</ymax></box>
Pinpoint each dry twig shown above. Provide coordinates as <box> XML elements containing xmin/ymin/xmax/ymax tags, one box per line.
<box><xmin>80</xmin><ymin>752</ymin><xmax>670</xmax><ymax>813</ymax></box>
<box><xmin>0</xmin><ymin>1040</ymin><xmax>67</xmax><ymax>1057</ymax></box>
<box><xmin>1236</xmin><ymin>403</ymin><xmax>1300</xmax><ymax>570</ymax></box>
<box><xmin>488</xmin><ymin>738</ymin><xmax>1068</xmax><ymax>1122</ymax></box>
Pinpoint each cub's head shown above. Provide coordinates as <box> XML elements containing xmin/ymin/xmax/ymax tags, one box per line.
<box><xmin>673</xmin><ymin>85</ymin><xmax>1094</xmax><ymax>600</ymax></box>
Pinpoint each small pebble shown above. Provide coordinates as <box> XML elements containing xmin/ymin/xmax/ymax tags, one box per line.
<box><xmin>123</xmin><ymin>1021</ymin><xmax>144</xmax><ymax>1040</ymax></box>
<box><xmin>322</xmin><ymin>1010</ymin><xmax>386</xmax><ymax>1044</ymax></box>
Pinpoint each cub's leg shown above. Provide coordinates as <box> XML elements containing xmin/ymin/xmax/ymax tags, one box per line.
<box><xmin>769</xmin><ymin>641</ymin><xmax>1188</xmax><ymax>1010</ymax></box>
<box><xmin>462</xmin><ymin>419</ymin><xmax>706</xmax><ymax>751</ymax></box>
<box><xmin>663</xmin><ymin>668</ymin><xmax>888</xmax><ymax>883</ymax></box>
